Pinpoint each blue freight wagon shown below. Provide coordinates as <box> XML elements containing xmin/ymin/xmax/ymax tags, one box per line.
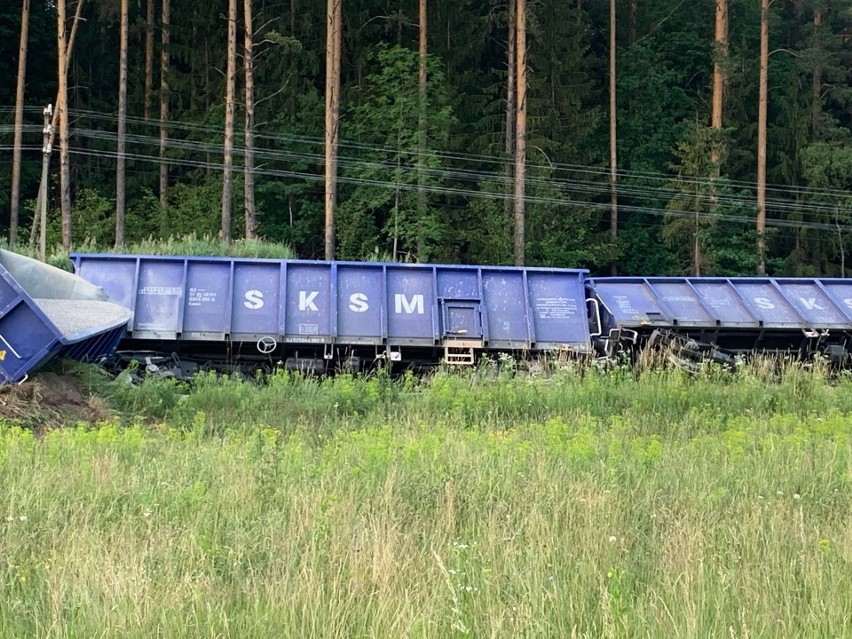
<box><xmin>0</xmin><ymin>250</ymin><xmax>132</xmax><ymax>383</ymax></box>
<box><xmin>589</xmin><ymin>276</ymin><xmax>852</xmax><ymax>366</ymax></box>
<box><xmin>71</xmin><ymin>254</ymin><xmax>596</xmax><ymax>374</ymax></box>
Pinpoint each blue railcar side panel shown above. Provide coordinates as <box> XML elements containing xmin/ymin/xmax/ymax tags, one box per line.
<box><xmin>729</xmin><ymin>281</ymin><xmax>802</xmax><ymax>327</ymax></box>
<box><xmin>435</xmin><ymin>266</ymin><xmax>482</xmax><ymax>339</ymax></box>
<box><xmin>386</xmin><ymin>267</ymin><xmax>435</xmax><ymax>343</ymax></box>
<box><xmin>689</xmin><ymin>281</ymin><xmax>759</xmax><ymax>327</ymax></box>
<box><xmin>820</xmin><ymin>282</ymin><xmax>852</xmax><ymax>321</ymax></box>
<box><xmin>527</xmin><ymin>271</ymin><xmax>589</xmax><ymax>348</ymax></box>
<box><xmin>648</xmin><ymin>281</ymin><xmax>714</xmax><ymax>325</ymax></box>
<box><xmin>773</xmin><ymin>281</ymin><xmax>846</xmax><ymax>327</ymax></box>
<box><xmin>591</xmin><ymin>280</ymin><xmax>670</xmax><ymax>325</ymax></box>
<box><xmin>0</xmin><ymin>300</ymin><xmax>59</xmax><ymax>382</ymax></box>
<box><xmin>136</xmin><ymin>260</ymin><xmax>184</xmax><ymax>337</ymax></box>
<box><xmin>482</xmin><ymin>271</ymin><xmax>530</xmax><ymax>347</ymax></box>
<box><xmin>437</xmin><ymin>269</ymin><xmax>479</xmax><ymax>299</ymax></box>
<box><xmin>337</xmin><ymin>265</ymin><xmax>383</xmax><ymax>342</ymax></box>
<box><xmin>76</xmin><ymin>257</ymin><xmax>137</xmax><ymax>311</ymax></box>
<box><xmin>184</xmin><ymin>261</ymin><xmax>230</xmax><ymax>336</ymax></box>
<box><xmin>233</xmin><ymin>262</ymin><xmax>280</xmax><ymax>337</ymax></box>
<box><xmin>284</xmin><ymin>264</ymin><xmax>331</xmax><ymax>342</ymax></box>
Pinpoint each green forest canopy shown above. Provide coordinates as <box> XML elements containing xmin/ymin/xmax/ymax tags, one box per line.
<box><xmin>0</xmin><ymin>0</ymin><xmax>850</xmax><ymax>276</ymax></box>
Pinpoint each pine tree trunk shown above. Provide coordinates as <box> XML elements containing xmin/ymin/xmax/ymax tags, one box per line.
<box><xmin>811</xmin><ymin>5</ymin><xmax>822</xmax><ymax>139</ymax></box>
<box><xmin>505</xmin><ymin>0</ymin><xmax>515</xmax><ymax>239</ymax></box>
<box><xmin>710</xmin><ymin>0</ymin><xmax>727</xmax><ymax>154</ymax></box>
<box><xmin>58</xmin><ymin>0</ymin><xmax>71</xmax><ymax>250</ymax></box>
<box><xmin>706</xmin><ymin>0</ymin><xmax>728</xmax><ymax>276</ymax></box>
<box><xmin>222</xmin><ymin>0</ymin><xmax>237</xmax><ymax>244</ymax></box>
<box><xmin>115</xmin><ymin>0</ymin><xmax>128</xmax><ymax>247</ymax></box>
<box><xmin>416</xmin><ymin>0</ymin><xmax>428</xmax><ymax>260</ymax></box>
<box><xmin>244</xmin><ymin>0</ymin><xmax>256</xmax><ymax>240</ymax></box>
<box><xmin>159</xmin><ymin>0</ymin><xmax>170</xmax><ymax>229</ymax></box>
<box><xmin>324</xmin><ymin>0</ymin><xmax>341</xmax><ymax>260</ymax></box>
<box><xmin>756</xmin><ymin>0</ymin><xmax>768</xmax><ymax>275</ymax></box>
<box><xmin>513</xmin><ymin>0</ymin><xmax>526</xmax><ymax>267</ymax></box>
<box><xmin>609</xmin><ymin>0</ymin><xmax>618</xmax><ymax>274</ymax></box>
<box><xmin>10</xmin><ymin>0</ymin><xmax>30</xmax><ymax>247</ymax></box>
<box><xmin>144</xmin><ymin>0</ymin><xmax>154</xmax><ymax>120</ymax></box>
<box><xmin>30</xmin><ymin>0</ymin><xmax>84</xmax><ymax>247</ymax></box>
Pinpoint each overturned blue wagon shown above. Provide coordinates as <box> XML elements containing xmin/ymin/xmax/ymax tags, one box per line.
<box><xmin>0</xmin><ymin>250</ymin><xmax>132</xmax><ymax>383</ymax></box>
<box><xmin>589</xmin><ymin>276</ymin><xmax>852</xmax><ymax>367</ymax></box>
<box><xmin>71</xmin><ymin>254</ymin><xmax>597</xmax><ymax>374</ymax></box>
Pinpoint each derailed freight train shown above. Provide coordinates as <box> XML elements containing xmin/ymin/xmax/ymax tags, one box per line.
<box><xmin>0</xmin><ymin>250</ymin><xmax>131</xmax><ymax>383</ymax></box>
<box><xmin>68</xmin><ymin>252</ymin><xmax>852</xmax><ymax>376</ymax></box>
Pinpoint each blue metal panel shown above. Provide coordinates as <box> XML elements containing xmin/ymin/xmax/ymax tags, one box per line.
<box><xmin>819</xmin><ymin>281</ymin><xmax>852</xmax><ymax>323</ymax></box>
<box><xmin>232</xmin><ymin>261</ymin><xmax>280</xmax><ymax>337</ymax></box>
<box><xmin>386</xmin><ymin>267</ymin><xmax>435</xmax><ymax>343</ymax></box>
<box><xmin>184</xmin><ymin>261</ymin><xmax>230</xmax><ymax>336</ymax></box>
<box><xmin>437</xmin><ymin>268</ymin><xmax>479</xmax><ymax>299</ymax></box>
<box><xmin>690</xmin><ymin>281</ymin><xmax>759</xmax><ymax>327</ymax></box>
<box><xmin>337</xmin><ymin>265</ymin><xmax>383</xmax><ymax>342</ymax></box>
<box><xmin>0</xmin><ymin>300</ymin><xmax>59</xmax><ymax>382</ymax></box>
<box><xmin>769</xmin><ymin>280</ymin><xmax>847</xmax><ymax>327</ymax></box>
<box><xmin>591</xmin><ymin>280</ymin><xmax>671</xmax><ymax>325</ymax></box>
<box><xmin>285</xmin><ymin>264</ymin><xmax>331</xmax><ymax>342</ymax></box>
<box><xmin>443</xmin><ymin>302</ymin><xmax>481</xmax><ymax>337</ymax></box>
<box><xmin>527</xmin><ymin>271</ymin><xmax>590</xmax><ymax>349</ymax></box>
<box><xmin>75</xmin><ymin>256</ymin><xmax>138</xmax><ymax>311</ymax></box>
<box><xmin>728</xmin><ymin>280</ymin><xmax>803</xmax><ymax>327</ymax></box>
<box><xmin>481</xmin><ymin>271</ymin><xmax>530</xmax><ymax>346</ymax></box>
<box><xmin>135</xmin><ymin>260</ymin><xmax>184</xmax><ymax>337</ymax></box>
<box><xmin>647</xmin><ymin>281</ymin><xmax>715</xmax><ymax>325</ymax></box>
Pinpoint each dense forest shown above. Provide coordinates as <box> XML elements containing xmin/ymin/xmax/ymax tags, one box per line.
<box><xmin>0</xmin><ymin>0</ymin><xmax>850</xmax><ymax>276</ymax></box>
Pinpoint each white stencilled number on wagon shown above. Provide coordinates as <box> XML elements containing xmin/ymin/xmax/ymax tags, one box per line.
<box><xmin>244</xmin><ymin>290</ymin><xmax>264</xmax><ymax>309</ymax></box>
<box><xmin>299</xmin><ymin>291</ymin><xmax>319</xmax><ymax>312</ymax></box>
<box><xmin>349</xmin><ymin>293</ymin><xmax>369</xmax><ymax>312</ymax></box>
<box><xmin>799</xmin><ymin>297</ymin><xmax>824</xmax><ymax>311</ymax></box>
<box><xmin>843</xmin><ymin>298</ymin><xmax>852</xmax><ymax>311</ymax></box>
<box><xmin>754</xmin><ymin>297</ymin><xmax>775</xmax><ymax>310</ymax></box>
<box><xmin>395</xmin><ymin>293</ymin><xmax>425</xmax><ymax>315</ymax></box>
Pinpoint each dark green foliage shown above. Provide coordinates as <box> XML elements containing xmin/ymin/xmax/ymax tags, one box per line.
<box><xmin>2</xmin><ymin>0</ymin><xmax>850</xmax><ymax>274</ymax></box>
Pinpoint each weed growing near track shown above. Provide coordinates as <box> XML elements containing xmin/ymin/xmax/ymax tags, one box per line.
<box><xmin>1</xmin><ymin>360</ymin><xmax>850</xmax><ymax>637</ymax></box>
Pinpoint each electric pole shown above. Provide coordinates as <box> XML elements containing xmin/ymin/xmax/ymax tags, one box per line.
<box><xmin>39</xmin><ymin>104</ymin><xmax>53</xmax><ymax>262</ymax></box>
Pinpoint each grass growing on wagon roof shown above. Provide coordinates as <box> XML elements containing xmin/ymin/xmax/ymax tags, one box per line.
<box><xmin>1</xmin><ymin>358</ymin><xmax>850</xmax><ymax>638</ymax></box>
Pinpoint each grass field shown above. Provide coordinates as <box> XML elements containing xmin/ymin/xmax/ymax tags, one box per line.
<box><xmin>1</xmin><ymin>361</ymin><xmax>850</xmax><ymax>637</ymax></box>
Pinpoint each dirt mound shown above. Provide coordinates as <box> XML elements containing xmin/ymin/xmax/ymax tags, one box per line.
<box><xmin>0</xmin><ymin>372</ymin><xmax>112</xmax><ymax>427</ymax></box>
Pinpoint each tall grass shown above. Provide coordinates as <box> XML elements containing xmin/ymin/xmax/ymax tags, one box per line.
<box><xmin>1</xmin><ymin>360</ymin><xmax>850</xmax><ymax>637</ymax></box>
